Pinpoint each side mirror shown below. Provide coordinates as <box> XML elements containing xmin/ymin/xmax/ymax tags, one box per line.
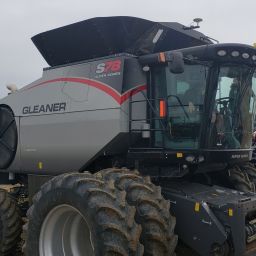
<box><xmin>166</xmin><ymin>51</ymin><xmax>184</xmax><ymax>74</ymax></box>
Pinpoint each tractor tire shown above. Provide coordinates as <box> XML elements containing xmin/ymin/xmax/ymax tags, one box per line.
<box><xmin>227</xmin><ymin>164</ymin><xmax>255</xmax><ymax>192</ymax></box>
<box><xmin>0</xmin><ymin>189</ymin><xmax>22</xmax><ymax>255</ymax></box>
<box><xmin>25</xmin><ymin>172</ymin><xmax>143</xmax><ymax>256</ymax></box>
<box><xmin>96</xmin><ymin>168</ymin><xmax>177</xmax><ymax>256</ymax></box>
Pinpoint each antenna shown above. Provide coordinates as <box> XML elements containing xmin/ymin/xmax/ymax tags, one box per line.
<box><xmin>183</xmin><ymin>18</ymin><xmax>203</xmax><ymax>30</ymax></box>
<box><xmin>193</xmin><ymin>18</ymin><xmax>203</xmax><ymax>27</ymax></box>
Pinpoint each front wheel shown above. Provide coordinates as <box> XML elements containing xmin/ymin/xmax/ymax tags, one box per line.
<box><xmin>25</xmin><ymin>172</ymin><xmax>143</xmax><ymax>256</ymax></box>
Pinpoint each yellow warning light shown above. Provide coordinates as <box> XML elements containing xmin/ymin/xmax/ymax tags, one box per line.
<box><xmin>176</xmin><ymin>152</ymin><xmax>183</xmax><ymax>158</ymax></box>
<box><xmin>195</xmin><ymin>202</ymin><xmax>200</xmax><ymax>212</ymax></box>
<box><xmin>228</xmin><ymin>208</ymin><xmax>233</xmax><ymax>217</ymax></box>
<box><xmin>38</xmin><ymin>162</ymin><xmax>43</xmax><ymax>170</ymax></box>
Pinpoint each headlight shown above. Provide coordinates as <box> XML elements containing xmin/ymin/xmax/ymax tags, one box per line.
<box><xmin>217</xmin><ymin>50</ymin><xmax>227</xmax><ymax>57</ymax></box>
<box><xmin>242</xmin><ymin>53</ymin><xmax>250</xmax><ymax>59</ymax></box>
<box><xmin>231</xmin><ymin>51</ymin><xmax>239</xmax><ymax>57</ymax></box>
<box><xmin>185</xmin><ymin>155</ymin><xmax>195</xmax><ymax>162</ymax></box>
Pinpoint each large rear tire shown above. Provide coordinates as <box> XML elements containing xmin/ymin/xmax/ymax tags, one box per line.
<box><xmin>25</xmin><ymin>172</ymin><xmax>143</xmax><ymax>256</ymax></box>
<box><xmin>0</xmin><ymin>189</ymin><xmax>22</xmax><ymax>255</ymax></box>
<box><xmin>96</xmin><ymin>168</ymin><xmax>177</xmax><ymax>256</ymax></box>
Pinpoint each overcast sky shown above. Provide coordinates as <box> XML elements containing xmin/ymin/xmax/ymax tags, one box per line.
<box><xmin>0</xmin><ymin>0</ymin><xmax>255</xmax><ymax>97</ymax></box>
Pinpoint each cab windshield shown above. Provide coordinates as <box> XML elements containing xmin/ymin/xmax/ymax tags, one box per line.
<box><xmin>153</xmin><ymin>64</ymin><xmax>256</xmax><ymax>150</ymax></box>
<box><xmin>209</xmin><ymin>65</ymin><xmax>256</xmax><ymax>149</ymax></box>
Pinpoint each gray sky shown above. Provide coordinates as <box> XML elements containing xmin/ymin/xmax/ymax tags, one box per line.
<box><xmin>0</xmin><ymin>0</ymin><xmax>255</xmax><ymax>97</ymax></box>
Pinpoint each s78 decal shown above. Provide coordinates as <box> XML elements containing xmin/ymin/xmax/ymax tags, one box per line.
<box><xmin>95</xmin><ymin>60</ymin><xmax>122</xmax><ymax>78</ymax></box>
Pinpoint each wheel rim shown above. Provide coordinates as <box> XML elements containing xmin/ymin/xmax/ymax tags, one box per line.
<box><xmin>39</xmin><ymin>204</ymin><xmax>94</xmax><ymax>256</ymax></box>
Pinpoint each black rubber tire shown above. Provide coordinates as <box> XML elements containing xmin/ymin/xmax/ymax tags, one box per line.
<box><xmin>227</xmin><ymin>164</ymin><xmax>255</xmax><ymax>192</ymax></box>
<box><xmin>25</xmin><ymin>172</ymin><xmax>143</xmax><ymax>256</ymax></box>
<box><xmin>96</xmin><ymin>168</ymin><xmax>177</xmax><ymax>256</ymax></box>
<box><xmin>0</xmin><ymin>189</ymin><xmax>22</xmax><ymax>255</ymax></box>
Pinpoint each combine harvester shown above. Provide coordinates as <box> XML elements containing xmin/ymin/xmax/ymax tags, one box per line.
<box><xmin>0</xmin><ymin>16</ymin><xmax>256</xmax><ymax>256</ymax></box>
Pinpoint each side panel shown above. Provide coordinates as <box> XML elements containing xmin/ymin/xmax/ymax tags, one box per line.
<box><xmin>19</xmin><ymin>109</ymin><xmax>121</xmax><ymax>174</ymax></box>
<box><xmin>0</xmin><ymin>56</ymin><xmax>147</xmax><ymax>174</ymax></box>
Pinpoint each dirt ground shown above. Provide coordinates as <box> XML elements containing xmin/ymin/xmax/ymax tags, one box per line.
<box><xmin>13</xmin><ymin>240</ymin><xmax>198</xmax><ymax>256</ymax></box>
<box><xmin>12</xmin><ymin>234</ymin><xmax>198</xmax><ymax>256</ymax></box>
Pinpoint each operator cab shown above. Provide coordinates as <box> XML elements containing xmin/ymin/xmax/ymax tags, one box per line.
<box><xmin>138</xmin><ymin>44</ymin><xmax>256</xmax><ymax>164</ymax></box>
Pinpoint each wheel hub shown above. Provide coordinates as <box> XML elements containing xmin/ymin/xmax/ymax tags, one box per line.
<box><xmin>39</xmin><ymin>204</ymin><xmax>94</xmax><ymax>256</ymax></box>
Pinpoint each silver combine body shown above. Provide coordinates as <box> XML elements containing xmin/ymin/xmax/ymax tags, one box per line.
<box><xmin>1</xmin><ymin>56</ymin><xmax>146</xmax><ymax>174</ymax></box>
<box><xmin>0</xmin><ymin>16</ymin><xmax>208</xmax><ymax>175</ymax></box>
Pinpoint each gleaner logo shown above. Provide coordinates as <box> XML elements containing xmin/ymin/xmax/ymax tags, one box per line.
<box><xmin>22</xmin><ymin>102</ymin><xmax>66</xmax><ymax>114</ymax></box>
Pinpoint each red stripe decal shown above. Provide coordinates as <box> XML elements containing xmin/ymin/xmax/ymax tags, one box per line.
<box><xmin>120</xmin><ymin>85</ymin><xmax>147</xmax><ymax>104</ymax></box>
<box><xmin>24</xmin><ymin>78</ymin><xmax>146</xmax><ymax>105</ymax></box>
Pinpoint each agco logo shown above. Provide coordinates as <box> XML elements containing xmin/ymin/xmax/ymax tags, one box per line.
<box><xmin>95</xmin><ymin>59</ymin><xmax>121</xmax><ymax>78</ymax></box>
